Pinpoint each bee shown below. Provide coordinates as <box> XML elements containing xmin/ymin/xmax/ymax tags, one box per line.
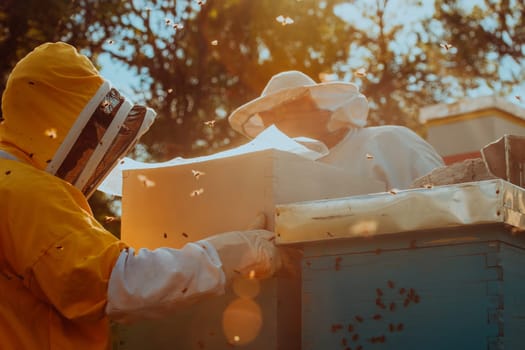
<box><xmin>211</xmin><ymin>40</ymin><xmax>219</xmax><ymax>46</ymax></box>
<box><xmin>5</xmin><ymin>170</ymin><xmax>11</xmax><ymax>175</ymax></box>
<box><xmin>516</xmin><ymin>95</ymin><xmax>522</xmax><ymax>102</ymax></box>
<box><xmin>387</xmin><ymin>280</ymin><xmax>395</xmax><ymax>289</ymax></box>
<box><xmin>276</xmin><ymin>15</ymin><xmax>294</xmax><ymax>26</ymax></box>
<box><xmin>355</xmin><ymin>315</ymin><xmax>364</xmax><ymax>323</ymax></box>
<box><xmin>372</xmin><ymin>314</ymin><xmax>382</xmax><ymax>320</ymax></box>
<box><xmin>137</xmin><ymin>174</ymin><xmax>155</xmax><ymax>188</ymax></box>
<box><xmin>167</xmin><ymin>88</ymin><xmax>173</xmax><ymax>94</ymax></box>
<box><xmin>44</xmin><ymin>128</ymin><xmax>57</xmax><ymax>139</ymax></box>
<box><xmin>181</xmin><ymin>287</ymin><xmax>188</xmax><ymax>294</ymax></box>
<box><xmin>192</xmin><ymin>169</ymin><xmax>205</xmax><ymax>179</ymax></box>
<box><xmin>331</xmin><ymin>323</ymin><xmax>343</xmax><ymax>333</ymax></box>
<box><xmin>103</xmin><ymin>216</ymin><xmax>119</xmax><ymax>224</ymax></box>
<box><xmin>190</xmin><ymin>188</ymin><xmax>204</xmax><ymax>197</ymax></box>
<box><xmin>366</xmin><ymin>153</ymin><xmax>374</xmax><ymax>159</ymax></box>
<box><xmin>173</xmin><ymin>23</ymin><xmax>184</xmax><ymax>30</ymax></box>
<box><xmin>388</xmin><ymin>188</ymin><xmax>399</xmax><ymax>195</ymax></box>
<box><xmin>376</xmin><ymin>288</ymin><xmax>383</xmax><ymax>297</ymax></box>
<box><xmin>318</xmin><ymin>72</ymin><xmax>338</xmax><ymax>82</ymax></box>
<box><xmin>182</xmin><ymin>232</ymin><xmax>189</xmax><ymax>238</ymax></box>
<box><xmin>440</xmin><ymin>41</ymin><xmax>453</xmax><ymax>50</ymax></box>
<box><xmin>352</xmin><ymin>333</ymin><xmax>359</xmax><ymax>341</ymax></box>
<box><xmin>353</xmin><ymin>67</ymin><xmax>367</xmax><ymax>78</ymax></box>
<box><xmin>204</xmin><ymin>120</ymin><xmax>216</xmax><ymax>128</ymax></box>
<box><xmin>389</xmin><ymin>302</ymin><xmax>396</xmax><ymax>311</ymax></box>
<box><xmin>423</xmin><ymin>183</ymin><xmax>434</xmax><ymax>189</ymax></box>
<box><xmin>107</xmin><ymin>39</ymin><xmax>114</xmax><ymax>45</ymax></box>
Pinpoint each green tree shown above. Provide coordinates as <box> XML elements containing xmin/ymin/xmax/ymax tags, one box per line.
<box><xmin>2</xmin><ymin>0</ymin><xmax>524</xmax><ymax>232</ymax></box>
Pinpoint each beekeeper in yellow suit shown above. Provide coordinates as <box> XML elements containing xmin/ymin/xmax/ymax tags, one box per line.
<box><xmin>0</xmin><ymin>42</ymin><xmax>281</xmax><ymax>349</ymax></box>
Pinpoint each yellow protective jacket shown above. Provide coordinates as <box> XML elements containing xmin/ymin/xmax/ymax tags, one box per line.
<box><xmin>0</xmin><ymin>155</ymin><xmax>126</xmax><ymax>349</ymax></box>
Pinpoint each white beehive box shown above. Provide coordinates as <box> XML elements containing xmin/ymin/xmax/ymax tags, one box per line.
<box><xmin>116</xmin><ymin>148</ymin><xmax>383</xmax><ymax>350</ymax></box>
<box><xmin>120</xmin><ymin>148</ymin><xmax>382</xmax><ymax>249</ymax></box>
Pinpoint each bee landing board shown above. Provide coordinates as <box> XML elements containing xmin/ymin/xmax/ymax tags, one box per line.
<box><xmin>118</xmin><ymin>148</ymin><xmax>380</xmax><ymax>350</ymax></box>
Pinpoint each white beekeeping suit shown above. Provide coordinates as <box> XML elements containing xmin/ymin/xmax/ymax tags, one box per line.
<box><xmin>228</xmin><ymin>70</ymin><xmax>444</xmax><ymax>192</ymax></box>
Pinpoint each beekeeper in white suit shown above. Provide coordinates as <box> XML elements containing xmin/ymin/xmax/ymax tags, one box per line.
<box><xmin>0</xmin><ymin>42</ymin><xmax>280</xmax><ymax>350</ymax></box>
<box><xmin>228</xmin><ymin>70</ymin><xmax>444</xmax><ymax>191</ymax></box>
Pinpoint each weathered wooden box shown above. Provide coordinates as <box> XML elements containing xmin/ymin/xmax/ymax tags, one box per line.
<box><xmin>116</xmin><ymin>148</ymin><xmax>381</xmax><ymax>349</ymax></box>
<box><xmin>275</xmin><ymin>179</ymin><xmax>525</xmax><ymax>350</ymax></box>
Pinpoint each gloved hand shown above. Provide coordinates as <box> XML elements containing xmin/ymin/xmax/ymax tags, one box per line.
<box><xmin>202</xmin><ymin>229</ymin><xmax>281</xmax><ymax>282</ymax></box>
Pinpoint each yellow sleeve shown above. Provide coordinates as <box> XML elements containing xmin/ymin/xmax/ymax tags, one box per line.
<box><xmin>2</xmin><ymin>163</ymin><xmax>127</xmax><ymax>321</ymax></box>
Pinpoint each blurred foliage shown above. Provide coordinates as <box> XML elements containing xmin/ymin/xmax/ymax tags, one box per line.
<box><xmin>1</xmin><ymin>0</ymin><xmax>524</xmax><ymax>234</ymax></box>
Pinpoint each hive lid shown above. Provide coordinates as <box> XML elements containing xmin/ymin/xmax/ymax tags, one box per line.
<box><xmin>275</xmin><ymin>179</ymin><xmax>525</xmax><ymax>244</ymax></box>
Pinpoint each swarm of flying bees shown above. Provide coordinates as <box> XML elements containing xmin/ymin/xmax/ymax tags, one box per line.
<box><xmin>276</xmin><ymin>15</ymin><xmax>294</xmax><ymax>26</ymax></box>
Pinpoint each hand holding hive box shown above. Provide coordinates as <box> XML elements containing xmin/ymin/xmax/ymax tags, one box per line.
<box><xmin>116</xmin><ymin>148</ymin><xmax>382</xmax><ymax>349</ymax></box>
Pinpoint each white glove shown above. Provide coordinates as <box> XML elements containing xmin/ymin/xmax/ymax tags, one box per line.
<box><xmin>203</xmin><ymin>229</ymin><xmax>282</xmax><ymax>282</ymax></box>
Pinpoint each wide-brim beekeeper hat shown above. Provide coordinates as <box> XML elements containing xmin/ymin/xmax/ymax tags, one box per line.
<box><xmin>228</xmin><ymin>70</ymin><xmax>369</xmax><ymax>138</ymax></box>
<box><xmin>0</xmin><ymin>42</ymin><xmax>156</xmax><ymax>197</ymax></box>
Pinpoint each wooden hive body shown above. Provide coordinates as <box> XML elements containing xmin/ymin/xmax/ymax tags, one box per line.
<box><xmin>116</xmin><ymin>149</ymin><xmax>380</xmax><ymax>349</ymax></box>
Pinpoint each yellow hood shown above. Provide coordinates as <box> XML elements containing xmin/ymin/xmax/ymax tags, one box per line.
<box><xmin>0</xmin><ymin>42</ymin><xmax>104</xmax><ymax>170</ymax></box>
